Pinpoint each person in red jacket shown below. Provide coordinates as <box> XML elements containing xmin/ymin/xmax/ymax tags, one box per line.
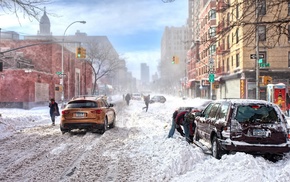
<box><xmin>175</xmin><ymin>109</ymin><xmax>190</xmax><ymax>137</ymax></box>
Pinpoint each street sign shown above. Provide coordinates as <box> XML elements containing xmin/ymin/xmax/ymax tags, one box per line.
<box><xmin>250</xmin><ymin>54</ymin><xmax>264</xmax><ymax>59</ymax></box>
<box><xmin>56</xmin><ymin>71</ymin><xmax>62</xmax><ymax>75</ymax></box>
<box><xmin>209</xmin><ymin>73</ymin><xmax>215</xmax><ymax>83</ymax></box>
<box><xmin>259</xmin><ymin>63</ymin><xmax>270</xmax><ymax>68</ymax></box>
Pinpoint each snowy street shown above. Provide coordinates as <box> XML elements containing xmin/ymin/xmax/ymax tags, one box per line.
<box><xmin>0</xmin><ymin>96</ymin><xmax>290</xmax><ymax>182</ymax></box>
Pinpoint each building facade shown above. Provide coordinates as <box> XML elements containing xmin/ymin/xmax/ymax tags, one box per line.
<box><xmin>160</xmin><ymin>26</ymin><xmax>190</xmax><ymax>96</ymax></box>
<box><xmin>186</xmin><ymin>0</ymin><xmax>290</xmax><ymax>100</ymax></box>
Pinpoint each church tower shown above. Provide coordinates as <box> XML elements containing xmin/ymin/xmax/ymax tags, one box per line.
<box><xmin>38</xmin><ymin>7</ymin><xmax>51</xmax><ymax>35</ymax></box>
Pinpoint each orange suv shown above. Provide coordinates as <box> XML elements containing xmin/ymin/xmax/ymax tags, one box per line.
<box><xmin>60</xmin><ymin>95</ymin><xmax>116</xmax><ymax>134</ymax></box>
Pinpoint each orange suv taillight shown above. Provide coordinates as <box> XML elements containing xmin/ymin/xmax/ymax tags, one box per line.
<box><xmin>62</xmin><ymin>110</ymin><xmax>70</xmax><ymax>115</ymax></box>
<box><xmin>91</xmin><ymin>109</ymin><xmax>102</xmax><ymax>114</ymax></box>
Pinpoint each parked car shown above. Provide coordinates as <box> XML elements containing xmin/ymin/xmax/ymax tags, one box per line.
<box><xmin>131</xmin><ymin>93</ymin><xmax>142</xmax><ymax>100</ymax></box>
<box><xmin>60</xmin><ymin>95</ymin><xmax>116</xmax><ymax>134</ymax></box>
<box><xmin>194</xmin><ymin>99</ymin><xmax>290</xmax><ymax>160</ymax></box>
<box><xmin>150</xmin><ymin>95</ymin><xmax>166</xmax><ymax>103</ymax></box>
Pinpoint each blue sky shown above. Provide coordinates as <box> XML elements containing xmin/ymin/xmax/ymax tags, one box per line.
<box><xmin>1</xmin><ymin>0</ymin><xmax>188</xmax><ymax>79</ymax></box>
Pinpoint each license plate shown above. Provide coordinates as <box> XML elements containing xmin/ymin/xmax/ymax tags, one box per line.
<box><xmin>253</xmin><ymin>129</ymin><xmax>266</xmax><ymax>136</ymax></box>
<box><xmin>75</xmin><ymin>112</ymin><xmax>85</xmax><ymax>117</ymax></box>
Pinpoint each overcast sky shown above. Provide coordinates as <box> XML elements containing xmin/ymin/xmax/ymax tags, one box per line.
<box><xmin>1</xmin><ymin>0</ymin><xmax>188</xmax><ymax>80</ymax></box>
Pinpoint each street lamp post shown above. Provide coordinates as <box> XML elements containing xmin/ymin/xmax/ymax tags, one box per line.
<box><xmin>61</xmin><ymin>21</ymin><xmax>86</xmax><ymax>106</ymax></box>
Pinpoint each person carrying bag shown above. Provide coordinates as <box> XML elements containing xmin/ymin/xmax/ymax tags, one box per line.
<box><xmin>49</xmin><ymin>98</ymin><xmax>60</xmax><ymax>126</ymax></box>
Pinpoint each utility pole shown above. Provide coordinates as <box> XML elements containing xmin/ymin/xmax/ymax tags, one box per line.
<box><xmin>255</xmin><ymin>0</ymin><xmax>260</xmax><ymax>100</ymax></box>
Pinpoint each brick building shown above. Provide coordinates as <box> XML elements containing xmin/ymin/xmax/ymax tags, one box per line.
<box><xmin>0</xmin><ymin>39</ymin><xmax>93</xmax><ymax>109</ymax></box>
<box><xmin>0</xmin><ymin>8</ymin><xmax>92</xmax><ymax>108</ymax></box>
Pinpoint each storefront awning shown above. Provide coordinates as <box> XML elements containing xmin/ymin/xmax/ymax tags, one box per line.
<box><xmin>186</xmin><ymin>79</ymin><xmax>195</xmax><ymax>89</ymax></box>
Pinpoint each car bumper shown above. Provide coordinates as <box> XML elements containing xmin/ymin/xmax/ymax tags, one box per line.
<box><xmin>61</xmin><ymin>121</ymin><xmax>104</xmax><ymax>130</ymax></box>
<box><xmin>220</xmin><ymin>139</ymin><xmax>290</xmax><ymax>154</ymax></box>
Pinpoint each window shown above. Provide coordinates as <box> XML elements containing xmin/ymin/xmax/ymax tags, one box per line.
<box><xmin>227</xmin><ymin>58</ymin><xmax>229</xmax><ymax>72</ymax></box>
<box><xmin>258</xmin><ymin>25</ymin><xmax>266</xmax><ymax>41</ymax></box>
<box><xmin>288</xmin><ymin>25</ymin><xmax>290</xmax><ymax>41</ymax></box>
<box><xmin>258</xmin><ymin>0</ymin><xmax>266</xmax><ymax>16</ymax></box>
<box><xmin>288</xmin><ymin>2</ymin><xmax>290</xmax><ymax>15</ymax></box>
<box><xmin>227</xmin><ymin>13</ymin><xmax>230</xmax><ymax>26</ymax></box>
<box><xmin>209</xmin><ymin>27</ymin><xmax>216</xmax><ymax>37</ymax></box>
<box><xmin>288</xmin><ymin>52</ymin><xmax>290</xmax><ymax>67</ymax></box>
<box><xmin>209</xmin><ymin>44</ymin><xmax>216</xmax><ymax>55</ymax></box>
<box><xmin>227</xmin><ymin>35</ymin><xmax>230</xmax><ymax>50</ymax></box>
<box><xmin>236</xmin><ymin>53</ymin><xmax>240</xmax><ymax>67</ymax></box>
<box><xmin>216</xmin><ymin>102</ymin><xmax>230</xmax><ymax>119</ymax></box>
<box><xmin>236</xmin><ymin>3</ymin><xmax>239</xmax><ymax>19</ymax></box>
<box><xmin>236</xmin><ymin>28</ymin><xmax>239</xmax><ymax>43</ymax></box>
<box><xmin>203</xmin><ymin>103</ymin><xmax>214</xmax><ymax>118</ymax></box>
<box><xmin>209</xmin><ymin>9</ymin><xmax>216</xmax><ymax>20</ymax></box>
<box><xmin>208</xmin><ymin>103</ymin><xmax>220</xmax><ymax>118</ymax></box>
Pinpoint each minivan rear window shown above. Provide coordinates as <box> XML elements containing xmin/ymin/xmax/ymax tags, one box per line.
<box><xmin>235</xmin><ymin>105</ymin><xmax>278</xmax><ymax>123</ymax></box>
<box><xmin>67</xmin><ymin>101</ymin><xmax>98</xmax><ymax>108</ymax></box>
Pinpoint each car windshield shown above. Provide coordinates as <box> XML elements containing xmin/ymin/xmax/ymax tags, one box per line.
<box><xmin>235</xmin><ymin>105</ymin><xmax>279</xmax><ymax>123</ymax></box>
<box><xmin>67</xmin><ymin>101</ymin><xmax>98</xmax><ymax>108</ymax></box>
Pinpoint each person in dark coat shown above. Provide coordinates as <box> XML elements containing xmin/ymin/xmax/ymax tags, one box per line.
<box><xmin>125</xmin><ymin>93</ymin><xmax>131</xmax><ymax>106</ymax></box>
<box><xmin>183</xmin><ymin>109</ymin><xmax>195</xmax><ymax>143</ymax></box>
<box><xmin>142</xmin><ymin>94</ymin><xmax>150</xmax><ymax>112</ymax></box>
<box><xmin>49</xmin><ymin>98</ymin><xmax>60</xmax><ymax>126</ymax></box>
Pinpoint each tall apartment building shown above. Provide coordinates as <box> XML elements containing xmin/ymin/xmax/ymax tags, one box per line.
<box><xmin>187</xmin><ymin>0</ymin><xmax>290</xmax><ymax>100</ymax></box>
<box><xmin>160</xmin><ymin>26</ymin><xmax>190</xmax><ymax>95</ymax></box>
<box><xmin>141</xmin><ymin>63</ymin><xmax>150</xmax><ymax>84</ymax></box>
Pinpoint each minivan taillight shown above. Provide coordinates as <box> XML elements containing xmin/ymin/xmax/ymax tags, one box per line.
<box><xmin>91</xmin><ymin>109</ymin><xmax>102</xmax><ymax>114</ymax></box>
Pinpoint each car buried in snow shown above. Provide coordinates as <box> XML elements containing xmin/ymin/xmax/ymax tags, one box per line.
<box><xmin>149</xmin><ymin>95</ymin><xmax>166</xmax><ymax>103</ymax></box>
<box><xmin>60</xmin><ymin>95</ymin><xmax>116</xmax><ymax>134</ymax></box>
<box><xmin>194</xmin><ymin>99</ymin><xmax>290</xmax><ymax>160</ymax></box>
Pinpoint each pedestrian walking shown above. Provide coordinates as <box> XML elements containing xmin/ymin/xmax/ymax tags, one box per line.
<box><xmin>49</xmin><ymin>98</ymin><xmax>60</xmax><ymax>126</ymax></box>
<box><xmin>142</xmin><ymin>94</ymin><xmax>150</xmax><ymax>112</ymax></box>
<box><xmin>125</xmin><ymin>93</ymin><xmax>131</xmax><ymax>106</ymax></box>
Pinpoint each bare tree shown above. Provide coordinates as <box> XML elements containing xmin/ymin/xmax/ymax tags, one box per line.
<box><xmin>0</xmin><ymin>0</ymin><xmax>52</xmax><ymax>22</ymax></box>
<box><xmin>215</xmin><ymin>0</ymin><xmax>290</xmax><ymax>48</ymax></box>
<box><xmin>85</xmin><ymin>41</ymin><xmax>122</xmax><ymax>95</ymax></box>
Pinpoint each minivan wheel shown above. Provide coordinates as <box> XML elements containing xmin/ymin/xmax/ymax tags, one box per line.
<box><xmin>212</xmin><ymin>136</ymin><xmax>222</xmax><ymax>159</ymax></box>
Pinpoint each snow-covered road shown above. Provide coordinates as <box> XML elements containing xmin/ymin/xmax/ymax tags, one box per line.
<box><xmin>1</xmin><ymin>96</ymin><xmax>290</xmax><ymax>182</ymax></box>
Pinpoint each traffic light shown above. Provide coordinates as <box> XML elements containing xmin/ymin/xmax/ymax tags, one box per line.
<box><xmin>264</xmin><ymin>76</ymin><xmax>272</xmax><ymax>85</ymax></box>
<box><xmin>76</xmin><ymin>47</ymin><xmax>82</xmax><ymax>58</ymax></box>
<box><xmin>172</xmin><ymin>56</ymin><xmax>176</xmax><ymax>64</ymax></box>
<box><xmin>81</xmin><ymin>47</ymin><xmax>86</xmax><ymax>58</ymax></box>
<box><xmin>175</xmin><ymin>56</ymin><xmax>179</xmax><ymax>64</ymax></box>
<box><xmin>259</xmin><ymin>76</ymin><xmax>273</xmax><ymax>86</ymax></box>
